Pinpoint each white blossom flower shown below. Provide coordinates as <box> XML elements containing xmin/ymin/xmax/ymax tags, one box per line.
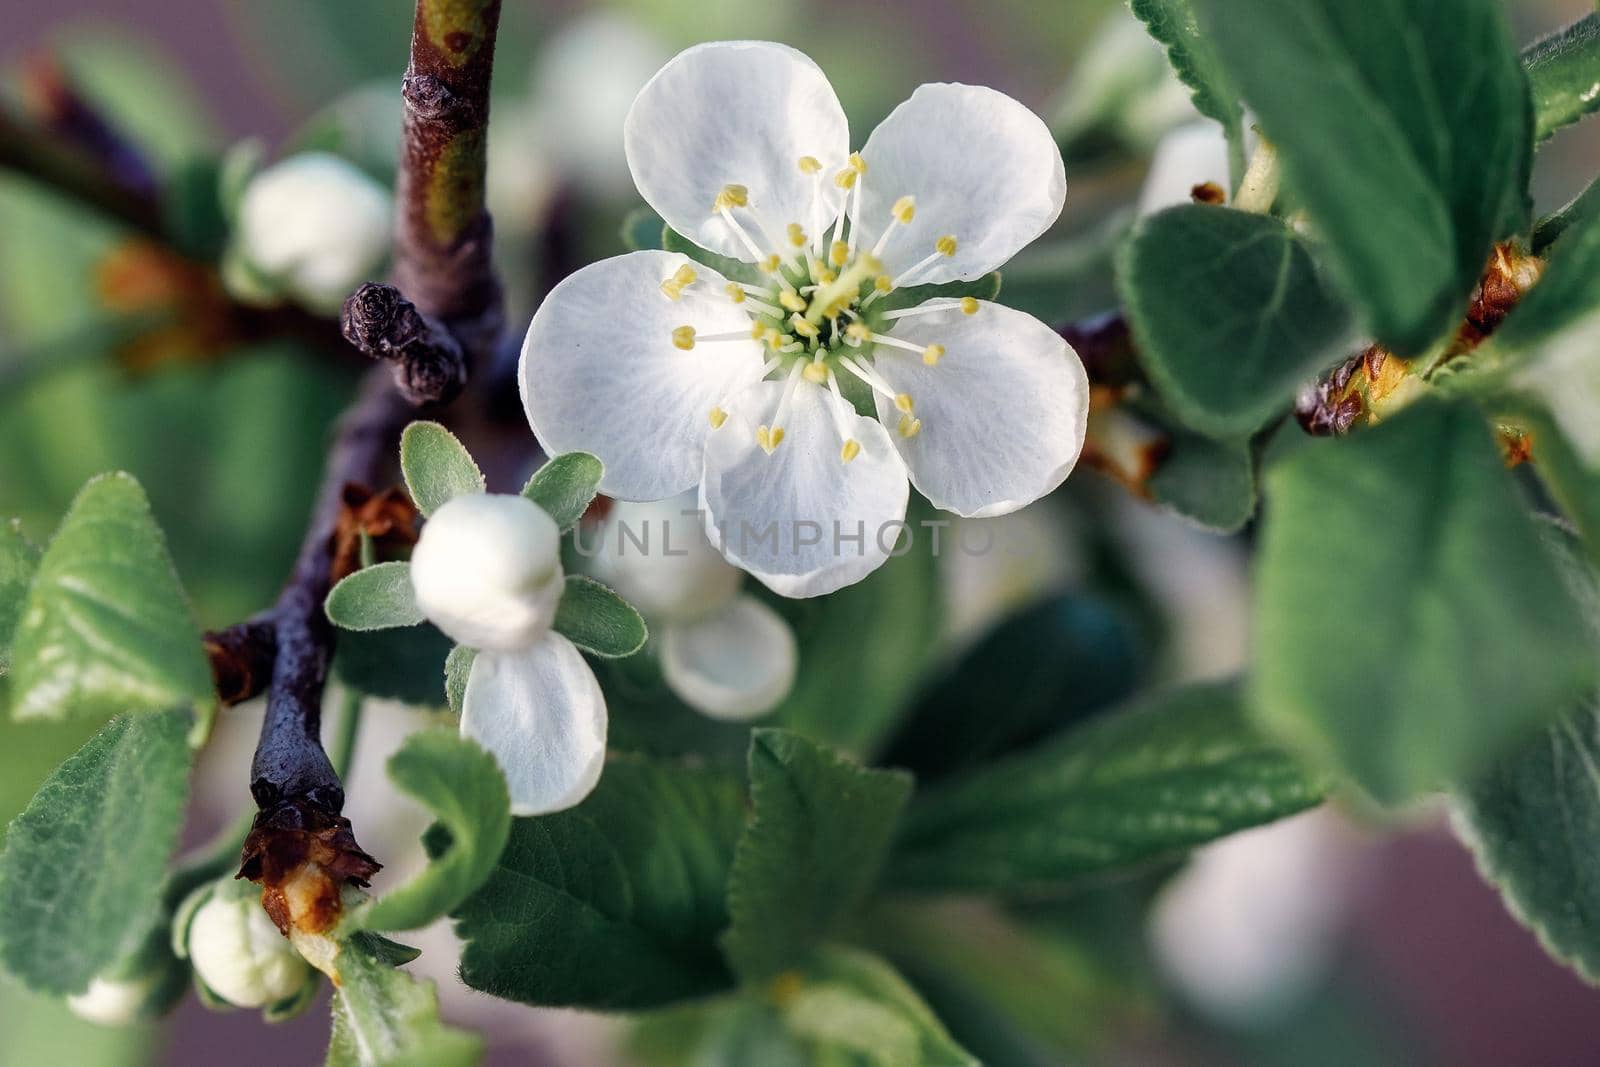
<box><xmin>187</xmin><ymin>889</ymin><xmax>313</xmax><ymax>1009</ymax></box>
<box><xmin>522</xmin><ymin>41</ymin><xmax>1090</xmax><ymax>598</ymax></box>
<box><xmin>409</xmin><ymin>492</ymin><xmax>606</xmax><ymax>815</ymax></box>
<box><xmin>590</xmin><ymin>493</ymin><xmax>796</xmax><ymax>720</ymax></box>
<box><xmin>67</xmin><ymin>972</ymin><xmax>165</xmax><ymax>1026</ymax></box>
<box><xmin>1138</xmin><ymin>122</ymin><xmax>1233</xmax><ymax>216</ymax></box>
<box><xmin>235</xmin><ymin>152</ymin><xmax>393</xmax><ymax>314</ymax></box>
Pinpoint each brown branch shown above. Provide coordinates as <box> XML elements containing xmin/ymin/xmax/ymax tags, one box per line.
<box><xmin>0</xmin><ymin>109</ymin><xmax>163</xmax><ymax>238</ymax></box>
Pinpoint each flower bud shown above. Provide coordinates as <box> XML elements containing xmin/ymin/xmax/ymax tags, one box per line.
<box><xmin>187</xmin><ymin>889</ymin><xmax>313</xmax><ymax>1009</ymax></box>
<box><xmin>234</xmin><ymin>152</ymin><xmax>393</xmax><ymax>314</ymax></box>
<box><xmin>410</xmin><ymin>493</ymin><xmax>565</xmax><ymax>651</ymax></box>
<box><xmin>67</xmin><ymin>972</ymin><xmax>166</xmax><ymax>1027</ymax></box>
<box><xmin>589</xmin><ymin>493</ymin><xmax>740</xmax><ymax>623</ymax></box>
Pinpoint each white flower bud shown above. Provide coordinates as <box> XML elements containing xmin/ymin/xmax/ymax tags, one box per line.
<box><xmin>410</xmin><ymin>493</ymin><xmax>565</xmax><ymax>651</ymax></box>
<box><xmin>589</xmin><ymin>493</ymin><xmax>740</xmax><ymax>623</ymax></box>
<box><xmin>67</xmin><ymin>973</ymin><xmax>164</xmax><ymax>1026</ymax></box>
<box><xmin>188</xmin><ymin>892</ymin><xmax>313</xmax><ymax>1010</ymax></box>
<box><xmin>235</xmin><ymin>152</ymin><xmax>393</xmax><ymax>314</ymax></box>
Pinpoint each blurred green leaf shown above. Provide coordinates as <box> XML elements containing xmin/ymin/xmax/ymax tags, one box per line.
<box><xmin>521</xmin><ymin>452</ymin><xmax>603</xmax><ymax>532</ymax></box>
<box><xmin>57</xmin><ymin>30</ymin><xmax>218</xmax><ymax>171</ymax></box>
<box><xmin>1524</xmin><ymin>13</ymin><xmax>1600</xmax><ymax>144</ymax></box>
<box><xmin>622</xmin><ymin>208</ymin><xmax>666</xmax><ymax>251</ymax></box>
<box><xmin>1194</xmin><ymin>0</ymin><xmax>1531</xmax><ymax>355</ymax></box>
<box><xmin>335</xmin><ymin>624</ymin><xmax>454</xmax><ymax>707</ymax></box>
<box><xmin>552</xmin><ymin>576</ymin><xmax>647</xmax><ymax>658</ymax></box>
<box><xmin>1146</xmin><ymin>420</ymin><xmax>1259</xmax><ymax>532</ymax></box>
<box><xmin>9</xmin><ymin>473</ymin><xmax>212</xmax><ymax>724</ymax></box>
<box><xmin>1254</xmin><ymin>400</ymin><xmax>1595</xmax><ymax>805</ymax></box>
<box><xmin>1130</xmin><ymin>0</ymin><xmax>1243</xmax><ymax>152</ymax></box>
<box><xmin>326</xmin><ymin>562</ymin><xmax>424</xmax><ymax>632</ymax></box>
<box><xmin>453</xmin><ymin>755</ymin><xmax>744</xmax><ymax>1009</ymax></box>
<box><xmin>0</xmin><ymin>709</ymin><xmax>192</xmax><ymax>995</ymax></box>
<box><xmin>1120</xmin><ymin>205</ymin><xmax>1352</xmax><ymax>436</ymax></box>
<box><xmin>722</xmin><ymin>730</ymin><xmax>911</xmax><ymax>982</ymax></box>
<box><xmin>444</xmin><ymin>644</ymin><xmax>475</xmax><ymax>716</ymax></box>
<box><xmin>880</xmin><ymin>593</ymin><xmax>1147</xmax><ymax>781</ymax></box>
<box><xmin>0</xmin><ymin>521</ymin><xmax>40</xmax><ymax>674</ymax></box>
<box><xmin>326</xmin><ymin>931</ymin><xmax>483</xmax><ymax>1067</ymax></box>
<box><xmin>1497</xmin><ymin>178</ymin><xmax>1600</xmax><ymax>355</ymax></box>
<box><xmin>401</xmin><ymin>422</ymin><xmax>484</xmax><ymax>518</ymax></box>
<box><xmin>890</xmin><ymin>680</ymin><xmax>1322</xmax><ymax>892</ymax></box>
<box><xmin>363</xmin><ymin>731</ymin><xmax>511</xmax><ymax>933</ymax></box>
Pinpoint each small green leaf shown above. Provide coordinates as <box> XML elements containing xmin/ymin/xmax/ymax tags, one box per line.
<box><xmin>889</xmin><ymin>680</ymin><xmax>1322</xmax><ymax>893</ymax></box>
<box><xmin>444</xmin><ymin>645</ymin><xmax>476</xmax><ymax>716</ymax></box>
<box><xmin>325</xmin><ymin>562</ymin><xmax>425</xmax><ymax>632</ymax></box>
<box><xmin>621</xmin><ymin>207</ymin><xmax>666</xmax><ymax>251</ymax></box>
<box><xmin>0</xmin><ymin>709</ymin><xmax>193</xmax><ymax>995</ymax></box>
<box><xmin>1454</xmin><ymin>525</ymin><xmax>1600</xmax><ymax>984</ymax></box>
<box><xmin>1194</xmin><ymin>0</ymin><xmax>1532</xmax><ymax>355</ymax></box>
<box><xmin>453</xmin><ymin>756</ymin><xmax>745</xmax><ymax>1010</ymax></box>
<box><xmin>1130</xmin><ymin>0</ymin><xmax>1244</xmax><ymax>154</ymax></box>
<box><xmin>362</xmin><ymin>731</ymin><xmax>511</xmax><ymax>933</ymax></box>
<box><xmin>400</xmin><ymin>421</ymin><xmax>484</xmax><ymax>518</ymax></box>
<box><xmin>0</xmin><ymin>520</ymin><xmax>40</xmax><ymax>674</ymax></box>
<box><xmin>520</xmin><ymin>452</ymin><xmax>603</xmax><ymax>532</ymax></box>
<box><xmin>9</xmin><ymin>473</ymin><xmax>212</xmax><ymax>723</ymax></box>
<box><xmin>1525</xmin><ymin>13</ymin><xmax>1600</xmax><ymax>144</ymax></box>
<box><xmin>1146</xmin><ymin>423</ymin><xmax>1259</xmax><ymax>533</ymax></box>
<box><xmin>326</xmin><ymin>931</ymin><xmax>483</xmax><ymax>1067</ymax></box>
<box><xmin>1119</xmin><ymin>205</ymin><xmax>1353</xmax><ymax>436</ymax></box>
<box><xmin>552</xmin><ymin>576</ymin><xmax>647</xmax><ymax>658</ymax></box>
<box><xmin>335</xmin><ymin>624</ymin><xmax>453</xmax><ymax>707</ymax></box>
<box><xmin>723</xmin><ymin>731</ymin><xmax>912</xmax><ymax>981</ymax></box>
<box><xmin>1254</xmin><ymin>400</ymin><xmax>1596</xmax><ymax>805</ymax></box>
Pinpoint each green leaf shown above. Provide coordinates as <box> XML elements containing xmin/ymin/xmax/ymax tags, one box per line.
<box><xmin>1194</xmin><ymin>0</ymin><xmax>1532</xmax><ymax>355</ymax></box>
<box><xmin>1497</xmin><ymin>178</ymin><xmax>1600</xmax><ymax>352</ymax></box>
<box><xmin>723</xmin><ymin>731</ymin><xmax>912</xmax><ymax>982</ymax></box>
<box><xmin>781</xmin><ymin>947</ymin><xmax>979</xmax><ymax>1067</ymax></box>
<box><xmin>325</xmin><ymin>562</ymin><xmax>425</xmax><ymax>631</ymax></box>
<box><xmin>335</xmin><ymin>624</ymin><xmax>453</xmax><ymax>707</ymax></box>
<box><xmin>400</xmin><ymin>422</ymin><xmax>484</xmax><ymax>518</ymax></box>
<box><xmin>879</xmin><ymin>593</ymin><xmax>1148</xmax><ymax>781</ymax></box>
<box><xmin>663</xmin><ymin>228</ymin><xmax>764</xmax><ymax>286</ymax></box>
<box><xmin>622</xmin><ymin>207</ymin><xmax>666</xmax><ymax>251</ymax></box>
<box><xmin>551</xmin><ymin>576</ymin><xmax>647</xmax><ymax>658</ymax></box>
<box><xmin>1454</xmin><ymin>524</ymin><xmax>1600</xmax><ymax>984</ymax></box>
<box><xmin>453</xmin><ymin>756</ymin><xmax>745</xmax><ymax>1010</ymax></box>
<box><xmin>1253</xmin><ymin>400</ymin><xmax>1596</xmax><ymax>805</ymax></box>
<box><xmin>889</xmin><ymin>680</ymin><xmax>1323</xmax><ymax>893</ymax></box>
<box><xmin>326</xmin><ymin>932</ymin><xmax>483</xmax><ymax>1067</ymax></box>
<box><xmin>361</xmin><ymin>731</ymin><xmax>511</xmax><ymax>933</ymax></box>
<box><xmin>1119</xmin><ymin>205</ymin><xmax>1353</xmax><ymax>436</ymax></box>
<box><xmin>520</xmin><ymin>452</ymin><xmax>603</xmax><ymax>532</ymax></box>
<box><xmin>9</xmin><ymin>473</ymin><xmax>212</xmax><ymax>723</ymax></box>
<box><xmin>0</xmin><ymin>709</ymin><xmax>192</xmax><ymax>994</ymax></box>
<box><xmin>1129</xmin><ymin>0</ymin><xmax>1244</xmax><ymax>152</ymax></box>
<box><xmin>1524</xmin><ymin>13</ymin><xmax>1600</xmax><ymax>144</ymax></box>
<box><xmin>1146</xmin><ymin>423</ymin><xmax>1259</xmax><ymax>533</ymax></box>
<box><xmin>0</xmin><ymin>520</ymin><xmax>40</xmax><ymax>674</ymax></box>
<box><xmin>444</xmin><ymin>644</ymin><xmax>476</xmax><ymax>716</ymax></box>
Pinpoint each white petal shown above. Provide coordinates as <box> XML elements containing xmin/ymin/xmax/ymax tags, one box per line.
<box><xmin>624</xmin><ymin>41</ymin><xmax>849</xmax><ymax>262</ymax></box>
<box><xmin>854</xmin><ymin>83</ymin><xmax>1066</xmax><ymax>285</ymax></box>
<box><xmin>461</xmin><ymin>636</ymin><xmax>608</xmax><ymax>816</ymax></box>
<box><xmin>588</xmin><ymin>491</ymin><xmax>742</xmax><ymax>623</ymax></box>
<box><xmin>700</xmin><ymin>378</ymin><xmax>909</xmax><ymax>597</ymax></box>
<box><xmin>660</xmin><ymin>594</ymin><xmax>797</xmax><ymax>720</ymax></box>
<box><xmin>871</xmin><ymin>301</ymin><xmax>1088</xmax><ymax>518</ymax></box>
<box><xmin>1138</xmin><ymin>122</ymin><xmax>1233</xmax><ymax>217</ymax></box>
<box><xmin>520</xmin><ymin>250</ymin><xmax>765</xmax><ymax>501</ymax></box>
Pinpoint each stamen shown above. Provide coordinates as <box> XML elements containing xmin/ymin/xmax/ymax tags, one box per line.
<box><xmin>871</xmin><ymin>195</ymin><xmax>916</xmax><ymax>259</ymax></box>
<box><xmin>779</xmin><ymin>290</ymin><xmax>808</xmax><ymax>313</ymax></box>
<box><xmin>837</xmin><ymin>355</ymin><xmax>899</xmax><ymax>402</ymax></box>
<box><xmin>936</xmin><ymin>235</ymin><xmax>958</xmax><ymax>256</ymax></box>
<box><xmin>840</xmin><ymin>439</ymin><xmax>862</xmax><ymax>463</ymax></box>
<box><xmin>758</xmin><ymin>362</ymin><xmax>806</xmax><ymax>455</ymax></box>
<box><xmin>830</xmin><ymin>240</ymin><xmax>850</xmax><ymax>268</ymax></box>
<box><xmin>713</xmin><ymin>184</ymin><xmax>749</xmax><ymax>210</ymax></box>
<box><xmin>894</xmin><ymin>392</ymin><xmax>915</xmax><ymax>413</ymax></box>
<box><xmin>659</xmin><ymin>263</ymin><xmax>698</xmax><ymax>300</ymax></box>
<box><xmin>797</xmin><ymin>156</ymin><xmax>822</xmax><ymax>175</ymax></box>
<box><xmin>718</xmin><ymin>205</ymin><xmax>767</xmax><ymax>263</ymax></box>
<box><xmin>725</xmin><ymin>282</ymin><xmax>745</xmax><ymax>303</ymax></box>
<box><xmin>922</xmin><ymin>343</ymin><xmax>946</xmax><ymax>366</ymax></box>
<box><xmin>787</xmin><ymin>223</ymin><xmax>808</xmax><ymax>248</ymax></box>
<box><xmin>802</xmin><ymin>360</ymin><xmax>829</xmax><ymax>384</ymax></box>
<box><xmin>672</xmin><ymin>324</ymin><xmax>761</xmax><ymax>350</ymax></box>
<box><xmin>898</xmin><ymin>414</ymin><xmax>923</xmax><ymax>438</ymax></box>
<box><xmin>708</xmin><ymin>406</ymin><xmax>728</xmax><ymax>429</ymax></box>
<box><xmin>960</xmin><ymin>296</ymin><xmax>979</xmax><ymax>315</ymax></box>
<box><xmin>890</xmin><ymin>235</ymin><xmax>961</xmax><ymax>291</ymax></box>
<box><xmin>824</xmin><ymin>370</ymin><xmax>863</xmax><ymax>465</ymax></box>
<box><xmin>882</xmin><ymin>299</ymin><xmax>976</xmax><ymax>322</ymax></box>
<box><xmin>672</xmin><ymin>326</ymin><xmax>696</xmax><ymax>350</ymax></box>
<box><xmin>789</xmin><ymin>313</ymin><xmax>821</xmax><ymax>340</ymax></box>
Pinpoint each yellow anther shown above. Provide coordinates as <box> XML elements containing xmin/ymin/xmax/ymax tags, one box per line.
<box><xmin>798</xmin><ymin>155</ymin><xmax>822</xmax><ymax>175</ymax></box>
<box><xmin>892</xmin><ymin>195</ymin><xmax>916</xmax><ymax>224</ymax></box>
<box><xmin>790</xmin><ymin>314</ymin><xmax>821</xmax><ymax>340</ymax></box>
<box><xmin>713</xmin><ymin>183</ymin><xmax>749</xmax><ymax>211</ymax></box>
<box><xmin>787</xmin><ymin>223</ymin><xmax>808</xmax><ymax>247</ymax></box>
<box><xmin>922</xmin><ymin>344</ymin><xmax>946</xmax><ymax>366</ymax></box>
<box><xmin>671</xmin><ymin>326</ymin><xmax>696</xmax><ymax>350</ymax></box>
<box><xmin>848</xmin><ymin>152</ymin><xmax>867</xmax><ymax>174</ymax></box>
<box><xmin>726</xmin><ymin>283</ymin><xmax>746</xmax><ymax>304</ymax></box>
<box><xmin>895</xmin><ymin>392</ymin><xmax>915</xmax><ymax>413</ymax></box>
<box><xmin>845</xmin><ymin>323</ymin><xmax>872</xmax><ymax>343</ymax></box>
<box><xmin>659</xmin><ymin>264</ymin><xmax>698</xmax><ymax>300</ymax></box>
<box><xmin>834</xmin><ymin>167</ymin><xmax>858</xmax><ymax>190</ymax></box>
<box><xmin>750</xmin><ymin>322</ymin><xmax>767</xmax><ymax>339</ymax></box>
<box><xmin>959</xmin><ymin>296</ymin><xmax>979</xmax><ymax>315</ymax></box>
<box><xmin>840</xmin><ymin>439</ymin><xmax>862</xmax><ymax>464</ymax></box>
<box><xmin>874</xmin><ymin>275</ymin><xmax>893</xmax><ymax>292</ymax></box>
<box><xmin>708</xmin><ymin>406</ymin><xmax>728</xmax><ymax>429</ymax></box>
<box><xmin>830</xmin><ymin>240</ymin><xmax>850</xmax><ymax>267</ymax></box>
<box><xmin>936</xmin><ymin>235</ymin><xmax>958</xmax><ymax>256</ymax></box>
<box><xmin>817</xmin><ymin>269</ymin><xmax>837</xmax><ymax>285</ymax></box>
<box><xmin>756</xmin><ymin>425</ymin><xmax>785</xmax><ymax>453</ymax></box>
<box><xmin>763</xmin><ymin>327</ymin><xmax>785</xmax><ymax>348</ymax></box>
<box><xmin>779</xmin><ymin>289</ymin><xmax>808</xmax><ymax>313</ymax></box>
<box><xmin>898</xmin><ymin>414</ymin><xmax>923</xmax><ymax>438</ymax></box>
<box><xmin>760</xmin><ymin>253</ymin><xmax>782</xmax><ymax>274</ymax></box>
<box><xmin>802</xmin><ymin>361</ymin><xmax>829</xmax><ymax>384</ymax></box>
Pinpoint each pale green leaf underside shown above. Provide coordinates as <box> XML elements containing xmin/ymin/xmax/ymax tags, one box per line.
<box><xmin>552</xmin><ymin>576</ymin><xmax>647</xmax><ymax>658</ymax></box>
<box><xmin>400</xmin><ymin>421</ymin><xmax>484</xmax><ymax>518</ymax></box>
<box><xmin>326</xmin><ymin>562</ymin><xmax>425</xmax><ymax>631</ymax></box>
<box><xmin>520</xmin><ymin>452</ymin><xmax>603</xmax><ymax>532</ymax></box>
<box><xmin>326</xmin><ymin>931</ymin><xmax>483</xmax><ymax>1067</ymax></box>
<box><xmin>0</xmin><ymin>519</ymin><xmax>41</xmax><ymax>674</ymax></box>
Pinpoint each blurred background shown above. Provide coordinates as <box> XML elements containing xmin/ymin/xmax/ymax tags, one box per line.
<box><xmin>3</xmin><ymin>1</ymin><xmax>1599</xmax><ymax>1064</ymax></box>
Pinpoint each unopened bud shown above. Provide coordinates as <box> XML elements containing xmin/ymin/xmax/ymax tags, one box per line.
<box><xmin>186</xmin><ymin>889</ymin><xmax>313</xmax><ymax>1010</ymax></box>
